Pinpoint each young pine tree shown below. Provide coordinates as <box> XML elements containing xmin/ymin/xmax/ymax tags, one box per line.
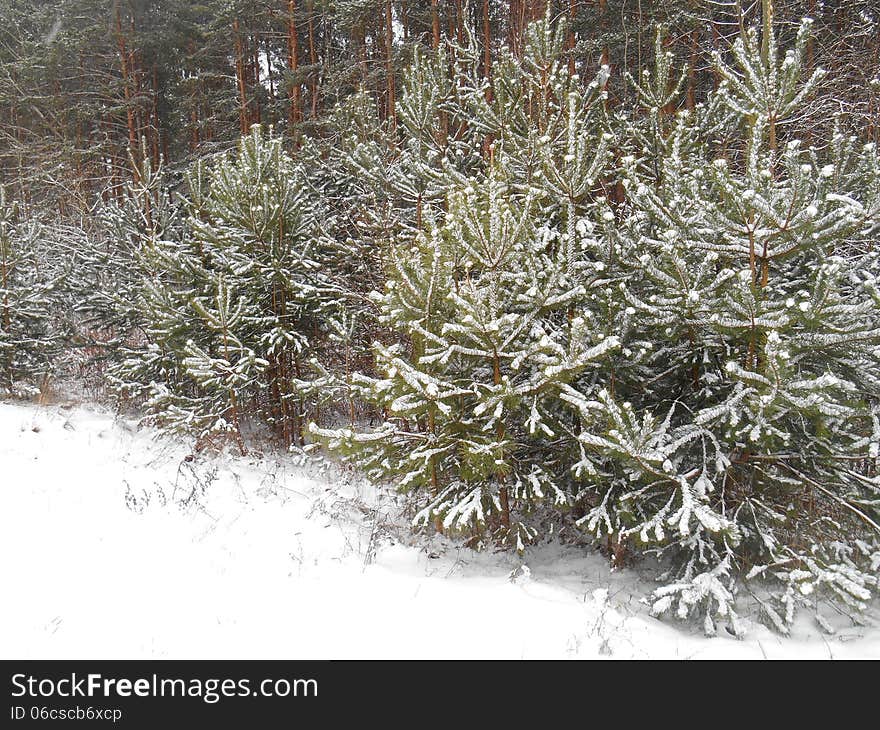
<box><xmin>0</xmin><ymin>186</ymin><xmax>68</xmax><ymax>396</ymax></box>
<box><xmin>312</xmin><ymin>167</ymin><xmax>619</xmax><ymax>550</ymax></box>
<box><xmin>109</xmin><ymin>126</ymin><xmax>338</xmax><ymax>449</ymax></box>
<box><xmin>564</xmin><ymin>18</ymin><xmax>880</xmax><ymax>634</ymax></box>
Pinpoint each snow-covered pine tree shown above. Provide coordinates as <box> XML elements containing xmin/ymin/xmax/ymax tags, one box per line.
<box><xmin>310</xmin><ymin>92</ymin><xmax>403</xmax><ymax>410</ymax></box>
<box><xmin>337</xmin><ymin>29</ymin><xmax>489</xmax><ymax>251</ymax></box>
<box><xmin>188</xmin><ymin>125</ymin><xmax>336</xmax><ymax>445</ymax></box>
<box><xmin>391</xmin><ymin>44</ymin><xmax>471</xmax><ymax>231</ymax></box>
<box><xmin>0</xmin><ymin>185</ymin><xmax>67</xmax><ymax>397</ymax></box>
<box><xmin>176</xmin><ymin>275</ymin><xmax>268</xmax><ymax>452</ymax></box>
<box><xmin>99</xmin><ymin>148</ymin><xmax>208</xmax><ymax>418</ymax></box>
<box><xmin>505</xmin><ymin>12</ymin><xmax>615</xmax><ymax>271</ymax></box>
<box><xmin>310</xmin><ymin>12</ymin><xmax>632</xmax><ymax>551</ymax></box>
<box><xmin>562</xmin><ymin>17</ymin><xmax>880</xmax><ymax>634</ymax></box>
<box><xmin>471</xmin><ymin>10</ymin><xmax>614</xmax><ymax>214</ymax></box>
<box><xmin>619</xmin><ymin>27</ymin><xmax>691</xmax><ymax>190</ymax></box>
<box><xmin>108</xmin><ymin>126</ymin><xmax>338</xmax><ymax>449</ymax></box>
<box><xmin>86</xmin><ymin>144</ymin><xmax>183</xmax><ymax>342</ymax></box>
<box><xmin>312</xmin><ymin>166</ymin><xmax>619</xmax><ymax>549</ymax></box>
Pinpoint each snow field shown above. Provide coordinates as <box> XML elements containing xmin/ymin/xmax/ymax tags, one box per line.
<box><xmin>1</xmin><ymin>400</ymin><xmax>877</xmax><ymax>659</ymax></box>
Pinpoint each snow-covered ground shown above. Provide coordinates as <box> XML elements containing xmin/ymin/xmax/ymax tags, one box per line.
<box><xmin>1</xmin><ymin>399</ymin><xmax>878</xmax><ymax>659</ymax></box>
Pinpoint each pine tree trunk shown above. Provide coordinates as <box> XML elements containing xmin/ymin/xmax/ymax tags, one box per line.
<box><xmin>288</xmin><ymin>0</ymin><xmax>302</xmax><ymax>137</ymax></box>
<box><xmin>711</xmin><ymin>18</ymin><xmax>722</xmax><ymax>90</ymax></box>
<box><xmin>686</xmin><ymin>30</ymin><xmax>697</xmax><ymax>110</ymax></box>
<box><xmin>133</xmin><ymin>50</ymin><xmax>144</xmax><ymax>150</ymax></box>
<box><xmin>234</xmin><ymin>20</ymin><xmax>249</xmax><ymax>134</ymax></box>
<box><xmin>251</xmin><ymin>37</ymin><xmax>262</xmax><ymax>126</ymax></box>
<box><xmin>806</xmin><ymin>0</ymin><xmax>815</xmax><ymax>69</ymax></box>
<box><xmin>354</xmin><ymin>22</ymin><xmax>367</xmax><ymax>86</ymax></box>
<box><xmin>385</xmin><ymin>0</ymin><xmax>396</xmax><ymax>127</ymax></box>
<box><xmin>151</xmin><ymin>64</ymin><xmax>161</xmax><ymax>166</ymax></box>
<box><xmin>114</xmin><ymin>7</ymin><xmax>138</xmax><ymax>158</ymax></box>
<box><xmin>508</xmin><ymin>0</ymin><xmax>522</xmax><ymax>58</ymax></box>
<box><xmin>190</xmin><ymin>105</ymin><xmax>199</xmax><ymax>151</ymax></box>
<box><xmin>428</xmin><ymin>407</ymin><xmax>444</xmax><ymax>533</ymax></box>
<box><xmin>307</xmin><ymin>0</ymin><xmax>319</xmax><ymax>118</ymax></box>
<box><xmin>0</xmin><ymin>269</ymin><xmax>9</xmax><ymax>388</ymax></box>
<box><xmin>599</xmin><ymin>0</ymin><xmax>609</xmax><ymax>93</ymax></box>
<box><xmin>431</xmin><ymin>0</ymin><xmax>440</xmax><ymax>50</ymax></box>
<box><xmin>221</xmin><ymin>326</ymin><xmax>247</xmax><ymax>455</ymax></box>
<box><xmin>482</xmin><ymin>0</ymin><xmax>492</xmax><ymax>93</ymax></box>
<box><xmin>661</xmin><ymin>35</ymin><xmax>676</xmax><ymax>117</ymax></box>
<box><xmin>871</xmin><ymin>35</ymin><xmax>880</xmax><ymax>145</ymax></box>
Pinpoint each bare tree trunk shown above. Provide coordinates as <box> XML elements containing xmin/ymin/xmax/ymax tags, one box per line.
<box><xmin>599</xmin><ymin>0</ymin><xmax>609</xmax><ymax>92</ymax></box>
<box><xmin>686</xmin><ymin>30</ymin><xmax>697</xmax><ymax>110</ymax></box>
<box><xmin>307</xmin><ymin>0</ymin><xmax>319</xmax><ymax>118</ymax></box>
<box><xmin>251</xmin><ymin>34</ymin><xmax>262</xmax><ymax>125</ymax></box>
<box><xmin>483</xmin><ymin>0</ymin><xmax>492</xmax><ymax>94</ymax></box>
<box><xmin>431</xmin><ymin>0</ymin><xmax>440</xmax><ymax>50</ymax></box>
<box><xmin>151</xmin><ymin>64</ymin><xmax>161</xmax><ymax>165</ymax></box>
<box><xmin>354</xmin><ymin>22</ymin><xmax>367</xmax><ymax>86</ymax></box>
<box><xmin>762</xmin><ymin>1</ymin><xmax>776</xmax><ymax>170</ymax></box>
<box><xmin>806</xmin><ymin>0</ymin><xmax>815</xmax><ymax>69</ymax></box>
<box><xmin>190</xmin><ymin>104</ymin><xmax>200</xmax><ymax>151</ymax></box>
<box><xmin>0</xmin><ymin>247</ymin><xmax>11</xmax><ymax>389</ymax></box>
<box><xmin>114</xmin><ymin>7</ymin><xmax>138</xmax><ymax>159</ymax></box>
<box><xmin>385</xmin><ymin>0</ymin><xmax>396</xmax><ymax>127</ymax></box>
<box><xmin>508</xmin><ymin>0</ymin><xmax>523</xmax><ymax>58</ymax></box>
<box><xmin>288</xmin><ymin>0</ymin><xmax>302</xmax><ymax>136</ymax></box>
<box><xmin>871</xmin><ymin>35</ymin><xmax>880</xmax><ymax>144</ymax></box>
<box><xmin>760</xmin><ymin>0</ymin><xmax>774</xmax><ymax>67</ymax></box>
<box><xmin>233</xmin><ymin>19</ymin><xmax>249</xmax><ymax>134</ymax></box>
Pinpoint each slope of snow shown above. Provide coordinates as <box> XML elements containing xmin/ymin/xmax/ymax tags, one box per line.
<box><xmin>1</xmin><ymin>399</ymin><xmax>878</xmax><ymax>659</ymax></box>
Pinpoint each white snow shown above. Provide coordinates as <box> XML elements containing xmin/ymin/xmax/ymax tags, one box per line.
<box><xmin>1</xmin><ymin>400</ymin><xmax>878</xmax><ymax>660</ymax></box>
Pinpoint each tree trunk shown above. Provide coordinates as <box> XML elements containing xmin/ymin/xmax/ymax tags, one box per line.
<box><xmin>599</xmin><ymin>0</ymin><xmax>609</xmax><ymax>94</ymax></box>
<box><xmin>288</xmin><ymin>0</ymin><xmax>302</xmax><ymax>136</ymax></box>
<box><xmin>431</xmin><ymin>0</ymin><xmax>440</xmax><ymax>50</ymax></box>
<box><xmin>151</xmin><ymin>64</ymin><xmax>161</xmax><ymax>166</ymax></box>
<box><xmin>686</xmin><ymin>30</ymin><xmax>697</xmax><ymax>110</ymax></box>
<box><xmin>233</xmin><ymin>20</ymin><xmax>249</xmax><ymax>134</ymax></box>
<box><xmin>114</xmin><ymin>7</ymin><xmax>138</xmax><ymax>158</ymax></box>
<box><xmin>251</xmin><ymin>35</ymin><xmax>262</xmax><ymax>125</ymax></box>
<box><xmin>483</xmin><ymin>0</ymin><xmax>492</xmax><ymax>91</ymax></box>
<box><xmin>508</xmin><ymin>0</ymin><xmax>523</xmax><ymax>58</ymax></box>
<box><xmin>385</xmin><ymin>0</ymin><xmax>396</xmax><ymax>127</ymax></box>
<box><xmin>307</xmin><ymin>0</ymin><xmax>319</xmax><ymax>118</ymax></box>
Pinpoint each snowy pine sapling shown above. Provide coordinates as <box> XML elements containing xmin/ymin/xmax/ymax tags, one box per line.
<box><xmin>108</xmin><ymin>126</ymin><xmax>338</xmax><ymax>449</ymax></box>
<box><xmin>0</xmin><ymin>186</ymin><xmax>67</xmax><ymax>397</ymax></box>
<box><xmin>312</xmin><ymin>168</ymin><xmax>619</xmax><ymax>549</ymax></box>
<box><xmin>564</xmin><ymin>19</ymin><xmax>880</xmax><ymax>634</ymax></box>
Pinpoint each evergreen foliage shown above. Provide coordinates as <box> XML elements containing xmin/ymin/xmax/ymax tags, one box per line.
<box><xmin>3</xmin><ymin>6</ymin><xmax>880</xmax><ymax>635</ymax></box>
<box><xmin>564</xmin><ymin>20</ymin><xmax>880</xmax><ymax>632</ymax></box>
<box><xmin>312</xmin><ymin>15</ymin><xmax>621</xmax><ymax>550</ymax></box>
<box><xmin>314</xmin><ymin>15</ymin><xmax>880</xmax><ymax>632</ymax></box>
<box><xmin>107</xmin><ymin>126</ymin><xmax>339</xmax><ymax>449</ymax></box>
<box><xmin>0</xmin><ymin>186</ymin><xmax>68</xmax><ymax>396</ymax></box>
